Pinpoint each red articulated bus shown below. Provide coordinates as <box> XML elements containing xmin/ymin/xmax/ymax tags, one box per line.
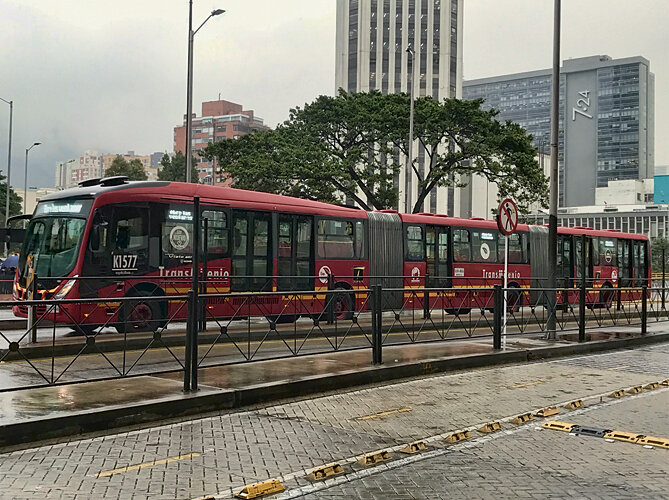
<box><xmin>12</xmin><ymin>178</ymin><xmax>650</xmax><ymax>332</ymax></box>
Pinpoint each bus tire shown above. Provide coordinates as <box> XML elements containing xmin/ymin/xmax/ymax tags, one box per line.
<box><xmin>116</xmin><ymin>288</ymin><xmax>166</xmax><ymax>333</ymax></box>
<box><xmin>599</xmin><ymin>283</ymin><xmax>614</xmax><ymax>309</ymax></box>
<box><xmin>507</xmin><ymin>284</ymin><xmax>522</xmax><ymax>313</ymax></box>
<box><xmin>334</xmin><ymin>287</ymin><xmax>354</xmax><ymax>320</ymax></box>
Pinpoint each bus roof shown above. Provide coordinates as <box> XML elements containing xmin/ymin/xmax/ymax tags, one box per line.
<box><xmin>41</xmin><ymin>180</ymin><xmax>367</xmax><ymax>219</ymax></box>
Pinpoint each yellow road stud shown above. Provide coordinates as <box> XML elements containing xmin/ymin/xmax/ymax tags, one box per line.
<box><xmin>235</xmin><ymin>479</ymin><xmax>285</xmax><ymax>499</ymax></box>
<box><xmin>534</xmin><ymin>406</ymin><xmax>559</xmax><ymax>418</ymax></box>
<box><xmin>603</xmin><ymin>430</ymin><xmax>644</xmax><ymax>444</ymax></box>
<box><xmin>626</xmin><ymin>386</ymin><xmax>644</xmax><ymax>394</ymax></box>
<box><xmin>400</xmin><ymin>441</ymin><xmax>427</xmax><ymax>454</ymax></box>
<box><xmin>644</xmin><ymin>382</ymin><xmax>660</xmax><ymax>390</ymax></box>
<box><xmin>477</xmin><ymin>422</ymin><xmax>502</xmax><ymax>434</ymax></box>
<box><xmin>564</xmin><ymin>400</ymin><xmax>584</xmax><ymax>410</ymax></box>
<box><xmin>541</xmin><ymin>421</ymin><xmax>578</xmax><ymax>433</ymax></box>
<box><xmin>608</xmin><ymin>390</ymin><xmax>626</xmax><ymax>399</ymax></box>
<box><xmin>511</xmin><ymin>413</ymin><xmax>534</xmax><ymax>424</ymax></box>
<box><xmin>637</xmin><ymin>436</ymin><xmax>669</xmax><ymax>449</ymax></box>
<box><xmin>358</xmin><ymin>450</ymin><xmax>391</xmax><ymax>466</ymax></box>
<box><xmin>307</xmin><ymin>463</ymin><xmax>344</xmax><ymax>481</ymax></box>
<box><xmin>445</xmin><ymin>430</ymin><xmax>471</xmax><ymax>443</ymax></box>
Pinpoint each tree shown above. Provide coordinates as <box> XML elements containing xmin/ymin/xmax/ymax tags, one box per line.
<box><xmin>651</xmin><ymin>237</ymin><xmax>669</xmax><ymax>275</ymax></box>
<box><xmin>206</xmin><ymin>90</ymin><xmax>548</xmax><ymax>213</ymax></box>
<box><xmin>105</xmin><ymin>155</ymin><xmax>148</xmax><ymax>181</ymax></box>
<box><xmin>0</xmin><ymin>172</ymin><xmax>22</xmax><ymax>222</ymax></box>
<box><xmin>157</xmin><ymin>151</ymin><xmax>199</xmax><ymax>183</ymax></box>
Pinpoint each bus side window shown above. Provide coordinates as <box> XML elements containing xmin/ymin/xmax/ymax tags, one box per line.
<box><xmin>472</xmin><ymin>231</ymin><xmax>497</xmax><ymax>263</ymax></box>
<box><xmin>202</xmin><ymin>209</ymin><xmax>229</xmax><ymax>259</ymax></box>
<box><xmin>317</xmin><ymin>219</ymin><xmax>355</xmax><ymax>259</ymax></box>
<box><xmin>599</xmin><ymin>238</ymin><xmax>616</xmax><ymax>266</ymax></box>
<box><xmin>405</xmin><ymin>225</ymin><xmax>424</xmax><ymax>261</ymax></box>
<box><xmin>453</xmin><ymin>229</ymin><xmax>470</xmax><ymax>262</ymax></box>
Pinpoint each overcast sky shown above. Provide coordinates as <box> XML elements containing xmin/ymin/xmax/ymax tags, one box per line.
<box><xmin>1</xmin><ymin>0</ymin><xmax>667</xmax><ymax>190</ymax></box>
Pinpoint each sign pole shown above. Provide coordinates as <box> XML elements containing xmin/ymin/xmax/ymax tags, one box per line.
<box><xmin>503</xmin><ymin>234</ymin><xmax>508</xmax><ymax>349</ymax></box>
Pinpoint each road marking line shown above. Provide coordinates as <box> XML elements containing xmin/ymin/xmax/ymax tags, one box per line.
<box><xmin>356</xmin><ymin>408</ymin><xmax>411</xmax><ymax>420</ymax></box>
<box><xmin>94</xmin><ymin>452</ymin><xmax>200</xmax><ymax>478</ymax></box>
<box><xmin>511</xmin><ymin>380</ymin><xmax>544</xmax><ymax>389</ymax></box>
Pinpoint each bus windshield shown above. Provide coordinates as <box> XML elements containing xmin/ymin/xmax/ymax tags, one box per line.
<box><xmin>18</xmin><ymin>217</ymin><xmax>87</xmax><ymax>283</ymax></box>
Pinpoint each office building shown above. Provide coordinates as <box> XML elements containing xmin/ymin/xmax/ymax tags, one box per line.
<box><xmin>173</xmin><ymin>99</ymin><xmax>268</xmax><ymax>185</ymax></box>
<box><xmin>55</xmin><ymin>151</ymin><xmax>102</xmax><ymax>189</ymax></box>
<box><xmin>335</xmin><ymin>0</ymin><xmax>463</xmax><ymax>214</ymax></box>
<box><xmin>464</xmin><ymin>55</ymin><xmax>655</xmax><ymax>207</ymax></box>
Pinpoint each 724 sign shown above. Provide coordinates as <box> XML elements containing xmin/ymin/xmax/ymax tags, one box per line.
<box><xmin>572</xmin><ymin>90</ymin><xmax>593</xmax><ymax>121</ymax></box>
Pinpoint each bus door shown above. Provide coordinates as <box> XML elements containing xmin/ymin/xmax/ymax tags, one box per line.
<box><xmin>231</xmin><ymin>210</ymin><xmax>272</xmax><ymax>292</ymax></box>
<box><xmin>617</xmin><ymin>240</ymin><xmax>632</xmax><ymax>287</ymax></box>
<box><xmin>556</xmin><ymin>235</ymin><xmax>573</xmax><ymax>289</ymax></box>
<box><xmin>277</xmin><ymin>214</ymin><xmax>314</xmax><ymax>291</ymax></box>
<box><xmin>633</xmin><ymin>240</ymin><xmax>648</xmax><ymax>287</ymax></box>
<box><xmin>574</xmin><ymin>235</ymin><xmax>592</xmax><ymax>285</ymax></box>
<box><xmin>425</xmin><ymin>225</ymin><xmax>451</xmax><ymax>288</ymax></box>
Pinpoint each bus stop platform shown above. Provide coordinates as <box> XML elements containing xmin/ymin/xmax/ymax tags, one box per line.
<box><xmin>0</xmin><ymin>331</ymin><xmax>668</xmax><ymax>449</ymax></box>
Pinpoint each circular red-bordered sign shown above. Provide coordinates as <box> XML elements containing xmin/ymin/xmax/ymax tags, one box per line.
<box><xmin>497</xmin><ymin>198</ymin><xmax>519</xmax><ymax>236</ymax></box>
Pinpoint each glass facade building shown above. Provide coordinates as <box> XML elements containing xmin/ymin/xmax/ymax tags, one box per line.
<box><xmin>463</xmin><ymin>55</ymin><xmax>654</xmax><ymax>208</ymax></box>
<box><xmin>335</xmin><ymin>0</ymin><xmax>463</xmax><ymax>214</ymax></box>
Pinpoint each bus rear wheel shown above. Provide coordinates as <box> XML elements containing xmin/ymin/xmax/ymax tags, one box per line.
<box><xmin>334</xmin><ymin>288</ymin><xmax>354</xmax><ymax>320</ymax></box>
<box><xmin>599</xmin><ymin>283</ymin><xmax>614</xmax><ymax>309</ymax></box>
<box><xmin>117</xmin><ymin>298</ymin><xmax>162</xmax><ymax>333</ymax></box>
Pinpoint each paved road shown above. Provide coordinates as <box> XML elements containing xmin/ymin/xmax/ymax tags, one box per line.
<box><xmin>0</xmin><ymin>342</ymin><xmax>667</xmax><ymax>499</ymax></box>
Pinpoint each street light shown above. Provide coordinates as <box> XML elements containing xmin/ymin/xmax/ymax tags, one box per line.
<box><xmin>0</xmin><ymin>97</ymin><xmax>12</xmax><ymax>257</ymax></box>
<box><xmin>24</xmin><ymin>142</ymin><xmax>41</xmax><ymax>216</ymax></box>
<box><xmin>405</xmin><ymin>45</ymin><xmax>416</xmax><ymax>213</ymax></box>
<box><xmin>185</xmin><ymin>2</ymin><xmax>225</xmax><ymax>184</ymax></box>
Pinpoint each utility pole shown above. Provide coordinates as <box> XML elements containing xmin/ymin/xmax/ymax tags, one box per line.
<box><xmin>546</xmin><ymin>0</ymin><xmax>561</xmax><ymax>339</ymax></box>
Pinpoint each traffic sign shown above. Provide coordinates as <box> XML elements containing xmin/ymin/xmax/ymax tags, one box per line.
<box><xmin>497</xmin><ymin>198</ymin><xmax>519</xmax><ymax>236</ymax></box>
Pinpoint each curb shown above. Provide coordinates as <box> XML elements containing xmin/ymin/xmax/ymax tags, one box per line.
<box><xmin>0</xmin><ymin>332</ymin><xmax>667</xmax><ymax>448</ymax></box>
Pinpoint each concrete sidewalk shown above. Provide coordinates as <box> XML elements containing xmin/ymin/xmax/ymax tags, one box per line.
<box><xmin>0</xmin><ymin>331</ymin><xmax>668</xmax><ymax>448</ymax></box>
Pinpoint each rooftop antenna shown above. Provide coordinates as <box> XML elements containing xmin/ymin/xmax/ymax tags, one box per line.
<box><xmin>218</xmin><ymin>92</ymin><xmax>221</xmax><ymax>100</ymax></box>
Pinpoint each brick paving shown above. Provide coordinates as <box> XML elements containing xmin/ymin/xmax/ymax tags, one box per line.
<box><xmin>0</xmin><ymin>343</ymin><xmax>666</xmax><ymax>499</ymax></box>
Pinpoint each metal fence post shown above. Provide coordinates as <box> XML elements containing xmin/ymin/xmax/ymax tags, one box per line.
<box><xmin>371</xmin><ymin>284</ymin><xmax>382</xmax><ymax>364</ymax></box>
<box><xmin>184</xmin><ymin>289</ymin><xmax>194</xmax><ymax>392</ymax></box>
<box><xmin>493</xmin><ymin>285</ymin><xmax>502</xmax><ymax>350</ymax></box>
<box><xmin>327</xmin><ymin>274</ymin><xmax>335</xmax><ymax>325</ymax></box>
<box><xmin>200</xmin><ymin>217</ymin><xmax>208</xmax><ymax>332</ymax></box>
<box><xmin>662</xmin><ymin>247</ymin><xmax>666</xmax><ymax>311</ymax></box>
<box><xmin>641</xmin><ymin>284</ymin><xmax>647</xmax><ymax>335</ymax></box>
<box><xmin>190</xmin><ymin>196</ymin><xmax>200</xmax><ymax>391</ymax></box>
<box><xmin>578</xmin><ymin>281</ymin><xmax>586</xmax><ymax>343</ymax></box>
<box><xmin>30</xmin><ymin>274</ymin><xmax>38</xmax><ymax>343</ymax></box>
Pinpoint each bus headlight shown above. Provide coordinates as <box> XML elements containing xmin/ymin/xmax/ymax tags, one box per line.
<box><xmin>53</xmin><ymin>277</ymin><xmax>78</xmax><ymax>300</ymax></box>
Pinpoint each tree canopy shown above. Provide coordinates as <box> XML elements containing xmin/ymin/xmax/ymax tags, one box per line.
<box><xmin>157</xmin><ymin>151</ymin><xmax>199</xmax><ymax>183</ymax></box>
<box><xmin>0</xmin><ymin>171</ymin><xmax>23</xmax><ymax>221</ymax></box>
<box><xmin>205</xmin><ymin>90</ymin><xmax>548</xmax><ymax>213</ymax></box>
<box><xmin>105</xmin><ymin>155</ymin><xmax>148</xmax><ymax>181</ymax></box>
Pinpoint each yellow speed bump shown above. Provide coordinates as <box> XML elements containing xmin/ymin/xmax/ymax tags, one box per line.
<box><xmin>608</xmin><ymin>390</ymin><xmax>626</xmax><ymax>399</ymax></box>
<box><xmin>626</xmin><ymin>386</ymin><xmax>644</xmax><ymax>395</ymax></box>
<box><xmin>542</xmin><ymin>421</ymin><xmax>578</xmax><ymax>433</ymax></box>
<box><xmin>400</xmin><ymin>441</ymin><xmax>427</xmax><ymax>454</ymax></box>
<box><xmin>235</xmin><ymin>479</ymin><xmax>285</xmax><ymax>499</ymax></box>
<box><xmin>603</xmin><ymin>430</ymin><xmax>644</xmax><ymax>444</ymax></box>
<box><xmin>534</xmin><ymin>406</ymin><xmax>559</xmax><ymax>418</ymax></box>
<box><xmin>445</xmin><ymin>430</ymin><xmax>471</xmax><ymax>443</ymax></box>
<box><xmin>511</xmin><ymin>413</ymin><xmax>534</xmax><ymax>424</ymax></box>
<box><xmin>307</xmin><ymin>463</ymin><xmax>344</xmax><ymax>481</ymax></box>
<box><xmin>358</xmin><ymin>450</ymin><xmax>391</xmax><ymax>466</ymax></box>
<box><xmin>564</xmin><ymin>400</ymin><xmax>584</xmax><ymax>410</ymax></box>
<box><xmin>637</xmin><ymin>436</ymin><xmax>669</xmax><ymax>449</ymax></box>
<box><xmin>644</xmin><ymin>382</ymin><xmax>660</xmax><ymax>390</ymax></box>
<box><xmin>477</xmin><ymin>421</ymin><xmax>502</xmax><ymax>434</ymax></box>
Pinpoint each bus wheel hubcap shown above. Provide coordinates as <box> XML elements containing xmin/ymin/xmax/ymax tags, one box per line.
<box><xmin>130</xmin><ymin>303</ymin><xmax>152</xmax><ymax>328</ymax></box>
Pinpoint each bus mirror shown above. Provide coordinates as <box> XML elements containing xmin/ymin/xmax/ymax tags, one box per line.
<box><xmin>90</xmin><ymin>225</ymin><xmax>100</xmax><ymax>252</ymax></box>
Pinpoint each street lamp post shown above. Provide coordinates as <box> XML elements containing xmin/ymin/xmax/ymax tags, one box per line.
<box><xmin>24</xmin><ymin>142</ymin><xmax>41</xmax><ymax>216</ymax></box>
<box><xmin>405</xmin><ymin>45</ymin><xmax>416</xmax><ymax>214</ymax></box>
<box><xmin>185</xmin><ymin>1</ymin><xmax>225</xmax><ymax>184</ymax></box>
<box><xmin>546</xmin><ymin>0</ymin><xmax>561</xmax><ymax>339</ymax></box>
<box><xmin>0</xmin><ymin>97</ymin><xmax>13</xmax><ymax>257</ymax></box>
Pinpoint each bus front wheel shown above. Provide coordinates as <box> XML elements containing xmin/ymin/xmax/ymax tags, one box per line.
<box><xmin>117</xmin><ymin>296</ymin><xmax>163</xmax><ymax>333</ymax></box>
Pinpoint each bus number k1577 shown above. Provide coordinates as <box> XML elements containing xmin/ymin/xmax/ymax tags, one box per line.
<box><xmin>113</xmin><ymin>254</ymin><xmax>138</xmax><ymax>271</ymax></box>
